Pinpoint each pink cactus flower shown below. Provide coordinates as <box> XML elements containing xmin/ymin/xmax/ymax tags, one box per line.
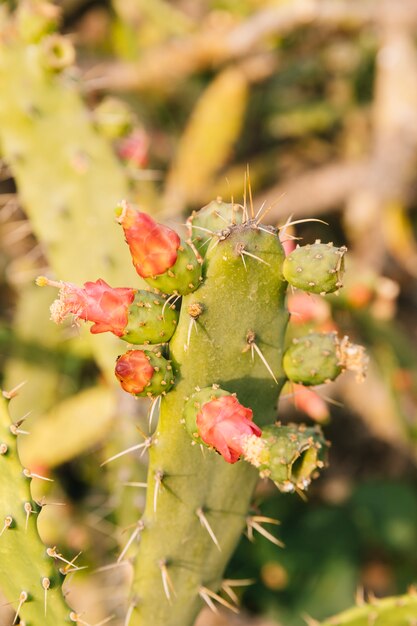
<box><xmin>196</xmin><ymin>395</ymin><xmax>262</xmax><ymax>464</ymax></box>
<box><xmin>293</xmin><ymin>384</ymin><xmax>329</xmax><ymax>423</ymax></box>
<box><xmin>37</xmin><ymin>277</ymin><xmax>135</xmax><ymax>336</ymax></box>
<box><xmin>115</xmin><ymin>350</ymin><xmax>154</xmax><ymax>395</ymax></box>
<box><xmin>118</xmin><ymin>129</ymin><xmax>149</xmax><ymax>168</ymax></box>
<box><xmin>116</xmin><ymin>201</ymin><xmax>180</xmax><ymax>278</ymax></box>
<box><xmin>287</xmin><ymin>292</ymin><xmax>331</xmax><ymax>326</ymax></box>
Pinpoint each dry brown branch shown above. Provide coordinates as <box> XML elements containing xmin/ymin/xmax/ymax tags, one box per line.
<box><xmin>254</xmin><ymin>159</ymin><xmax>369</xmax><ymax>223</ymax></box>
<box><xmin>83</xmin><ymin>0</ymin><xmax>417</xmax><ymax>93</ymax></box>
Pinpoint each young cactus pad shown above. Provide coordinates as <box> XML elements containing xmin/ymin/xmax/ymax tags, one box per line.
<box><xmin>39</xmin><ymin>201</ymin><xmax>364</xmax><ymax>626</ymax></box>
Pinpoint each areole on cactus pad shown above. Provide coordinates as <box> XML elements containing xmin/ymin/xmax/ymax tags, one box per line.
<box><xmin>35</xmin><ymin>197</ymin><xmax>367</xmax><ymax>626</ymax></box>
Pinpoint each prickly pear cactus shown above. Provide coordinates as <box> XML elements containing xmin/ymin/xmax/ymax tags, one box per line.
<box><xmin>0</xmin><ymin>390</ymin><xmax>71</xmax><ymax>624</ymax></box>
<box><xmin>36</xmin><ymin>200</ymin><xmax>367</xmax><ymax>626</ymax></box>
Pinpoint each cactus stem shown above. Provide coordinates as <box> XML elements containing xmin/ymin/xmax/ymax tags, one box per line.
<box><xmin>246</xmin><ymin>515</ymin><xmax>284</xmax><ymax>548</ymax></box>
<box><xmin>159</xmin><ymin>559</ymin><xmax>176</xmax><ymax>602</ymax></box>
<box><xmin>0</xmin><ymin>515</ymin><xmax>13</xmax><ymax>536</ymax></box>
<box><xmin>196</xmin><ymin>507</ymin><xmax>221</xmax><ymax>551</ymax></box>
<box><xmin>0</xmin><ymin>442</ymin><xmax>8</xmax><ymax>454</ymax></box>
<box><xmin>199</xmin><ymin>585</ymin><xmax>239</xmax><ymax>614</ymax></box>
<box><xmin>23</xmin><ymin>468</ymin><xmax>53</xmax><ymax>482</ymax></box>
<box><xmin>2</xmin><ymin>380</ymin><xmax>27</xmax><ymax>399</ymax></box>
<box><xmin>118</xmin><ymin>521</ymin><xmax>144</xmax><ymax>563</ymax></box>
<box><xmin>13</xmin><ymin>590</ymin><xmax>28</xmax><ymax>625</ymax></box>
<box><xmin>101</xmin><ymin>438</ymin><xmax>153</xmax><ymax>467</ymax></box>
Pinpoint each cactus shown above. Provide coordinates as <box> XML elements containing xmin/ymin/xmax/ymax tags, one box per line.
<box><xmin>36</xmin><ymin>198</ymin><xmax>366</xmax><ymax>626</ymax></box>
<box><xmin>318</xmin><ymin>591</ymin><xmax>417</xmax><ymax>626</ymax></box>
<box><xmin>0</xmin><ymin>390</ymin><xmax>71</xmax><ymax>624</ymax></box>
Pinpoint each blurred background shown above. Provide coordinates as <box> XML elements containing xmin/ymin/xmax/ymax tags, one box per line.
<box><xmin>1</xmin><ymin>0</ymin><xmax>417</xmax><ymax>624</ymax></box>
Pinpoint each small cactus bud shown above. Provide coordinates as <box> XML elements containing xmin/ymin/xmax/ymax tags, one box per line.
<box><xmin>115</xmin><ymin>349</ymin><xmax>174</xmax><ymax>397</ymax></box>
<box><xmin>39</xmin><ymin>34</ymin><xmax>75</xmax><ymax>71</ymax></box>
<box><xmin>283</xmin><ymin>242</ymin><xmax>347</xmax><ymax>294</ymax></box>
<box><xmin>183</xmin><ymin>387</ymin><xmax>261</xmax><ymax>464</ymax></box>
<box><xmin>37</xmin><ymin>276</ymin><xmax>135</xmax><ymax>337</ymax></box>
<box><xmin>116</xmin><ymin>201</ymin><xmax>201</xmax><ymax>295</ymax></box>
<box><xmin>242</xmin><ymin>423</ymin><xmax>328</xmax><ymax>492</ymax></box>
<box><xmin>283</xmin><ymin>332</ymin><xmax>367</xmax><ymax>385</ymax></box>
<box><xmin>94</xmin><ymin>97</ymin><xmax>134</xmax><ymax>140</ymax></box>
<box><xmin>186</xmin><ymin>199</ymin><xmax>244</xmax><ymax>256</ymax></box>
<box><xmin>283</xmin><ymin>332</ymin><xmax>342</xmax><ymax>386</ymax></box>
<box><xmin>122</xmin><ymin>290</ymin><xmax>178</xmax><ymax>345</ymax></box>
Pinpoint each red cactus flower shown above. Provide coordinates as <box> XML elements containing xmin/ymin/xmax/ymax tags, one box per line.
<box><xmin>196</xmin><ymin>395</ymin><xmax>262</xmax><ymax>464</ymax></box>
<box><xmin>115</xmin><ymin>350</ymin><xmax>154</xmax><ymax>395</ymax></box>
<box><xmin>38</xmin><ymin>277</ymin><xmax>135</xmax><ymax>336</ymax></box>
<box><xmin>118</xmin><ymin>129</ymin><xmax>149</xmax><ymax>168</ymax></box>
<box><xmin>116</xmin><ymin>201</ymin><xmax>180</xmax><ymax>278</ymax></box>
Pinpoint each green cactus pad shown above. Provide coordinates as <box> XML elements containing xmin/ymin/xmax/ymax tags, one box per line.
<box><xmin>283</xmin><ymin>332</ymin><xmax>342</xmax><ymax>385</ymax></box>
<box><xmin>187</xmin><ymin>198</ymin><xmax>244</xmax><ymax>256</ymax></box>
<box><xmin>0</xmin><ymin>394</ymin><xmax>71</xmax><ymax>624</ymax></box>
<box><xmin>283</xmin><ymin>241</ymin><xmax>346</xmax><ymax>294</ymax></box>
<box><xmin>319</xmin><ymin>592</ymin><xmax>417</xmax><ymax>626</ymax></box>
<box><xmin>183</xmin><ymin>386</ymin><xmax>230</xmax><ymax>444</ymax></box>
<box><xmin>122</xmin><ymin>291</ymin><xmax>179</xmax><ymax>345</ymax></box>
<box><xmin>243</xmin><ymin>422</ymin><xmax>327</xmax><ymax>492</ymax></box>
<box><xmin>144</xmin><ymin>241</ymin><xmax>203</xmax><ymax>296</ymax></box>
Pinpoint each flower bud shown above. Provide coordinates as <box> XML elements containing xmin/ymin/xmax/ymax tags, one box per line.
<box><xmin>283</xmin><ymin>241</ymin><xmax>347</xmax><ymax>295</ymax></box>
<box><xmin>183</xmin><ymin>387</ymin><xmax>261</xmax><ymax>464</ymax></box>
<box><xmin>116</xmin><ymin>201</ymin><xmax>202</xmax><ymax>295</ymax></box>
<box><xmin>115</xmin><ymin>349</ymin><xmax>174</xmax><ymax>397</ymax></box>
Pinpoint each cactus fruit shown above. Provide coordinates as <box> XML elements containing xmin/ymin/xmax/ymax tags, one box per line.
<box><xmin>241</xmin><ymin>423</ymin><xmax>328</xmax><ymax>493</ymax></box>
<box><xmin>116</xmin><ymin>201</ymin><xmax>202</xmax><ymax>294</ymax></box>
<box><xmin>283</xmin><ymin>332</ymin><xmax>368</xmax><ymax>386</ymax></box>
<box><xmin>283</xmin><ymin>241</ymin><xmax>347</xmax><ymax>294</ymax></box>
<box><xmin>115</xmin><ymin>349</ymin><xmax>174</xmax><ymax>397</ymax></box>
<box><xmin>35</xmin><ymin>198</ymin><xmax>366</xmax><ymax>626</ymax></box>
